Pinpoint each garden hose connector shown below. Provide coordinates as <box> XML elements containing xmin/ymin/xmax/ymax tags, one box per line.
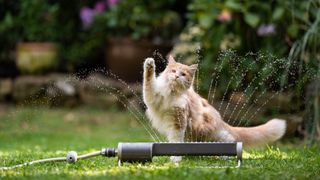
<box><xmin>102</xmin><ymin>148</ymin><xmax>117</xmax><ymax>157</ymax></box>
<box><xmin>66</xmin><ymin>151</ymin><xmax>78</xmax><ymax>163</ymax></box>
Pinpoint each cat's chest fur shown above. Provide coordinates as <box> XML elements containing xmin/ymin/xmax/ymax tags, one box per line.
<box><xmin>145</xmin><ymin>77</ymin><xmax>189</xmax><ymax>136</ymax></box>
<box><xmin>149</xmin><ymin>76</ymin><xmax>188</xmax><ymax>109</ymax></box>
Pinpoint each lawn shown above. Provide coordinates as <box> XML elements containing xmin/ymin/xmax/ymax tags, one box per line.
<box><xmin>0</xmin><ymin>106</ymin><xmax>319</xmax><ymax>179</ymax></box>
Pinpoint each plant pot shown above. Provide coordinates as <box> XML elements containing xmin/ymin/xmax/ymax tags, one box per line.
<box><xmin>106</xmin><ymin>38</ymin><xmax>172</xmax><ymax>82</ymax></box>
<box><xmin>16</xmin><ymin>42</ymin><xmax>58</xmax><ymax>74</ymax></box>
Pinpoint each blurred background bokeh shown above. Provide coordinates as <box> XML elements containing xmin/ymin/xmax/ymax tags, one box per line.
<box><xmin>0</xmin><ymin>0</ymin><xmax>319</xmax><ymax>142</ymax></box>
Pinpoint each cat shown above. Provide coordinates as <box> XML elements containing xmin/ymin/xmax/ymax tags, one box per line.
<box><xmin>142</xmin><ymin>55</ymin><xmax>286</xmax><ymax>162</ymax></box>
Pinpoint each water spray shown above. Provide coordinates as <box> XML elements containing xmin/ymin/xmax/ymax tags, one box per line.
<box><xmin>0</xmin><ymin>142</ymin><xmax>242</xmax><ymax>170</ymax></box>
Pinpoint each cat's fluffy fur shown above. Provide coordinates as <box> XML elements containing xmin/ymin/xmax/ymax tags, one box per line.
<box><xmin>143</xmin><ymin>56</ymin><xmax>286</xmax><ymax>162</ymax></box>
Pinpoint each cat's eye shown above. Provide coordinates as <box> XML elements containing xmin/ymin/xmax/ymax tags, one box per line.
<box><xmin>172</xmin><ymin>69</ymin><xmax>176</xmax><ymax>73</ymax></box>
<box><xmin>181</xmin><ymin>72</ymin><xmax>186</xmax><ymax>76</ymax></box>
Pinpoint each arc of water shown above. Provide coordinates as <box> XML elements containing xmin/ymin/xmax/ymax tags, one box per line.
<box><xmin>195</xmin><ymin>47</ymin><xmax>202</xmax><ymax>93</ymax></box>
<box><xmin>222</xmin><ymin>59</ymin><xmax>258</xmax><ymax>121</ymax></box>
<box><xmin>90</xmin><ymin>74</ymin><xmax>164</xmax><ymax>142</ymax></box>
<box><xmin>238</xmin><ymin>59</ymin><xmax>294</xmax><ymax>126</ymax></box>
<box><xmin>218</xmin><ymin>58</ymin><xmax>243</xmax><ymax>112</ymax></box>
<box><xmin>235</xmin><ymin>89</ymin><xmax>267</xmax><ymax>127</ymax></box>
<box><xmin>208</xmin><ymin>51</ymin><xmax>236</xmax><ymax>104</ymax></box>
<box><xmin>207</xmin><ymin>78</ymin><xmax>215</xmax><ymax>102</ymax></box>
<box><xmin>107</xmin><ymin>88</ymin><xmax>162</xmax><ymax>142</ymax></box>
<box><xmin>228</xmin><ymin>58</ymin><xmax>282</xmax><ymax>124</ymax></box>
<box><xmin>109</xmin><ymin>92</ymin><xmax>160</xmax><ymax>142</ymax></box>
<box><xmin>105</xmin><ymin>71</ymin><xmax>147</xmax><ymax>109</ymax></box>
<box><xmin>218</xmin><ymin>79</ymin><xmax>232</xmax><ymax>111</ymax></box>
<box><xmin>222</xmin><ymin>80</ymin><xmax>243</xmax><ymax>120</ymax></box>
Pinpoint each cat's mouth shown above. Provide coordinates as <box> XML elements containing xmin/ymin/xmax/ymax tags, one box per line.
<box><xmin>168</xmin><ymin>77</ymin><xmax>188</xmax><ymax>90</ymax></box>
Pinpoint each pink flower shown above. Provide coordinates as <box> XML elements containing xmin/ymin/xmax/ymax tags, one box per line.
<box><xmin>106</xmin><ymin>0</ymin><xmax>119</xmax><ymax>6</ymax></box>
<box><xmin>80</xmin><ymin>7</ymin><xmax>95</xmax><ymax>29</ymax></box>
<box><xmin>217</xmin><ymin>9</ymin><xmax>232</xmax><ymax>22</ymax></box>
<box><xmin>94</xmin><ymin>1</ymin><xmax>106</xmax><ymax>13</ymax></box>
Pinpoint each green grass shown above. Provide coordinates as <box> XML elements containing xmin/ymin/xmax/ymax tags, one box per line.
<box><xmin>0</xmin><ymin>106</ymin><xmax>319</xmax><ymax>179</ymax></box>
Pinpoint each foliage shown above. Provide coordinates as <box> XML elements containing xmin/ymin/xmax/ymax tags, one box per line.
<box><xmin>62</xmin><ymin>0</ymin><xmax>187</xmax><ymax>70</ymax></box>
<box><xmin>96</xmin><ymin>0</ymin><xmax>183</xmax><ymax>41</ymax></box>
<box><xmin>0</xmin><ymin>0</ymin><xmax>187</xmax><ymax>70</ymax></box>
<box><xmin>16</xmin><ymin>0</ymin><xmax>60</xmax><ymax>42</ymax></box>
<box><xmin>0</xmin><ymin>1</ymin><xmax>20</xmax><ymax>63</ymax></box>
<box><xmin>172</xmin><ymin>0</ymin><xmax>320</xmax><ymax>104</ymax></box>
<box><xmin>0</xmin><ymin>107</ymin><xmax>319</xmax><ymax>179</ymax></box>
<box><xmin>0</xmin><ymin>0</ymin><xmax>61</xmax><ymax>69</ymax></box>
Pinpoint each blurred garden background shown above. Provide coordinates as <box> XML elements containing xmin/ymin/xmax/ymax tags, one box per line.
<box><xmin>0</xmin><ymin>0</ymin><xmax>320</xmax><ymax>179</ymax></box>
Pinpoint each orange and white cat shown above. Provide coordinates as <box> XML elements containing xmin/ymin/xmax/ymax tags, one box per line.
<box><xmin>143</xmin><ymin>55</ymin><xmax>286</xmax><ymax>162</ymax></box>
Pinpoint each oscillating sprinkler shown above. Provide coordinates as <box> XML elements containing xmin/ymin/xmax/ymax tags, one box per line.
<box><xmin>0</xmin><ymin>142</ymin><xmax>243</xmax><ymax>170</ymax></box>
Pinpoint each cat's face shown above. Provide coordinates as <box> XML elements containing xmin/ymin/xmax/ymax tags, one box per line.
<box><xmin>163</xmin><ymin>55</ymin><xmax>198</xmax><ymax>91</ymax></box>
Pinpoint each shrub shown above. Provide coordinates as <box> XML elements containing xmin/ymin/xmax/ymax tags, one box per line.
<box><xmin>172</xmin><ymin>0</ymin><xmax>319</xmax><ymax>97</ymax></box>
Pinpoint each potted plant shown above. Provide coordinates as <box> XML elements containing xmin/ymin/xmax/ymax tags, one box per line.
<box><xmin>15</xmin><ymin>0</ymin><xmax>60</xmax><ymax>74</ymax></box>
<box><xmin>82</xmin><ymin>0</ymin><xmax>183</xmax><ymax>82</ymax></box>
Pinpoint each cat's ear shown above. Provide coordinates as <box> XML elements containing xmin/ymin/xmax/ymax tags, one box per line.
<box><xmin>189</xmin><ymin>64</ymin><xmax>198</xmax><ymax>74</ymax></box>
<box><xmin>168</xmin><ymin>55</ymin><xmax>176</xmax><ymax>64</ymax></box>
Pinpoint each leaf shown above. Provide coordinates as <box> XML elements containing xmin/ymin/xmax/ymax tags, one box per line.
<box><xmin>244</xmin><ymin>13</ymin><xmax>260</xmax><ymax>28</ymax></box>
<box><xmin>225</xmin><ymin>0</ymin><xmax>243</xmax><ymax>11</ymax></box>
<box><xmin>0</xmin><ymin>13</ymin><xmax>14</xmax><ymax>32</ymax></box>
<box><xmin>198</xmin><ymin>13</ymin><xmax>213</xmax><ymax>29</ymax></box>
<box><xmin>272</xmin><ymin>7</ymin><xmax>285</xmax><ymax>21</ymax></box>
<box><xmin>287</xmin><ymin>23</ymin><xmax>299</xmax><ymax>38</ymax></box>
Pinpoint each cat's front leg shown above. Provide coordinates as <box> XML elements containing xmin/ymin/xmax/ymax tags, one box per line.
<box><xmin>143</xmin><ymin>58</ymin><xmax>156</xmax><ymax>103</ymax></box>
<box><xmin>168</xmin><ymin>107</ymin><xmax>187</xmax><ymax>163</ymax></box>
<box><xmin>168</xmin><ymin>130</ymin><xmax>185</xmax><ymax>163</ymax></box>
<box><xmin>143</xmin><ymin>58</ymin><xmax>155</xmax><ymax>82</ymax></box>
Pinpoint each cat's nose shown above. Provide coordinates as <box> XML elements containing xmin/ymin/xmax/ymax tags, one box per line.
<box><xmin>175</xmin><ymin>75</ymin><xmax>179</xmax><ymax>79</ymax></box>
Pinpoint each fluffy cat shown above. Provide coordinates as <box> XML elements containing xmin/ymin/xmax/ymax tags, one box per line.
<box><xmin>143</xmin><ymin>55</ymin><xmax>286</xmax><ymax>162</ymax></box>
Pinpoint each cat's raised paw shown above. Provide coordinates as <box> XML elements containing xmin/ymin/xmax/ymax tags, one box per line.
<box><xmin>144</xmin><ymin>58</ymin><xmax>155</xmax><ymax>70</ymax></box>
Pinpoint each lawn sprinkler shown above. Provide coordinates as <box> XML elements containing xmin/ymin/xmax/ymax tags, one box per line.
<box><xmin>0</xmin><ymin>142</ymin><xmax>242</xmax><ymax>170</ymax></box>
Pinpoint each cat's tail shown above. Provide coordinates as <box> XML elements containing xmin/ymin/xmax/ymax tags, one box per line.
<box><xmin>228</xmin><ymin>119</ymin><xmax>286</xmax><ymax>147</ymax></box>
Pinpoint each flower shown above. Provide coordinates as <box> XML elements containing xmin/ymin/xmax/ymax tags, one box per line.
<box><xmin>80</xmin><ymin>1</ymin><xmax>119</xmax><ymax>29</ymax></box>
<box><xmin>94</xmin><ymin>1</ymin><xmax>106</xmax><ymax>13</ymax></box>
<box><xmin>257</xmin><ymin>24</ymin><xmax>276</xmax><ymax>36</ymax></box>
<box><xmin>80</xmin><ymin>7</ymin><xmax>95</xmax><ymax>29</ymax></box>
<box><xmin>107</xmin><ymin>0</ymin><xmax>119</xmax><ymax>6</ymax></box>
<box><xmin>217</xmin><ymin>9</ymin><xmax>232</xmax><ymax>22</ymax></box>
